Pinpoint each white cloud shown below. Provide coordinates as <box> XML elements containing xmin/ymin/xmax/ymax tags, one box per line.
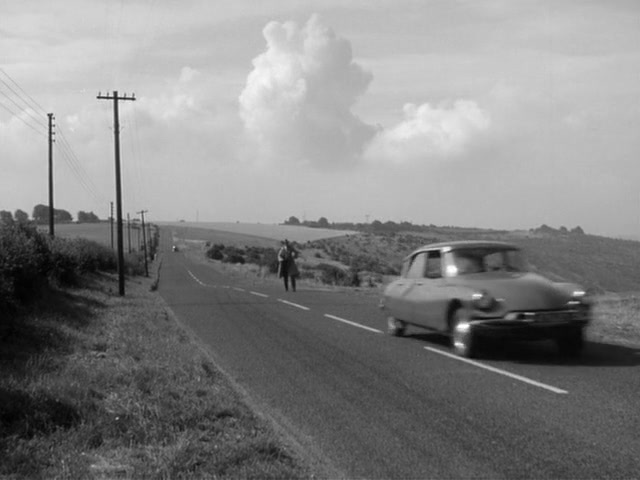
<box><xmin>238</xmin><ymin>14</ymin><xmax>376</xmax><ymax>168</ymax></box>
<box><xmin>239</xmin><ymin>15</ymin><xmax>492</xmax><ymax>169</ymax></box>
<box><xmin>365</xmin><ymin>100</ymin><xmax>491</xmax><ymax>163</ymax></box>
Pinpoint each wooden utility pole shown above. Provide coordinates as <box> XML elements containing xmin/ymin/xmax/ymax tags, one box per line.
<box><xmin>98</xmin><ymin>91</ymin><xmax>136</xmax><ymax>296</ymax></box>
<box><xmin>138</xmin><ymin>210</ymin><xmax>149</xmax><ymax>277</ymax></box>
<box><xmin>48</xmin><ymin>113</ymin><xmax>55</xmax><ymax>237</ymax></box>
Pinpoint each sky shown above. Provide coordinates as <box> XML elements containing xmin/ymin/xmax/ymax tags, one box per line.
<box><xmin>1</xmin><ymin>0</ymin><xmax>639</xmax><ymax>238</ymax></box>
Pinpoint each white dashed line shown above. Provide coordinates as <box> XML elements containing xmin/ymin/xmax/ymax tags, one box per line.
<box><xmin>233</xmin><ymin>287</ymin><xmax>246</xmax><ymax>292</ymax></box>
<box><xmin>277</xmin><ymin>299</ymin><xmax>310</xmax><ymax>311</ymax></box>
<box><xmin>424</xmin><ymin>347</ymin><xmax>569</xmax><ymax>395</ymax></box>
<box><xmin>250</xmin><ymin>291</ymin><xmax>269</xmax><ymax>298</ymax></box>
<box><xmin>324</xmin><ymin>314</ymin><xmax>383</xmax><ymax>334</ymax></box>
<box><xmin>187</xmin><ymin>270</ymin><xmax>206</xmax><ymax>286</ymax></box>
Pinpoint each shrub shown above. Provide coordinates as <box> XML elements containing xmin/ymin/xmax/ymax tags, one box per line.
<box><xmin>0</xmin><ymin>223</ymin><xmax>48</xmax><ymax>309</ymax></box>
<box><xmin>316</xmin><ymin>263</ymin><xmax>350</xmax><ymax>286</ymax></box>
<box><xmin>206</xmin><ymin>245</ymin><xmax>225</xmax><ymax>261</ymax></box>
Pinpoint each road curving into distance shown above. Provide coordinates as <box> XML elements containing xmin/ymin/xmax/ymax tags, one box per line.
<box><xmin>157</xmin><ymin>232</ymin><xmax>640</xmax><ymax>479</ymax></box>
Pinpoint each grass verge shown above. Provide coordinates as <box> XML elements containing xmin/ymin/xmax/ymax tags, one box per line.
<box><xmin>0</xmin><ymin>273</ymin><xmax>312</xmax><ymax>479</ymax></box>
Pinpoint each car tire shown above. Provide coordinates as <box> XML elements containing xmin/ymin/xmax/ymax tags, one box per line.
<box><xmin>387</xmin><ymin>316</ymin><xmax>406</xmax><ymax>337</ymax></box>
<box><xmin>556</xmin><ymin>327</ymin><xmax>584</xmax><ymax>357</ymax></box>
<box><xmin>451</xmin><ymin>309</ymin><xmax>477</xmax><ymax>358</ymax></box>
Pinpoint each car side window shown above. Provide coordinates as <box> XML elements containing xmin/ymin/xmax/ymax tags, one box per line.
<box><xmin>425</xmin><ymin>251</ymin><xmax>442</xmax><ymax>278</ymax></box>
<box><xmin>406</xmin><ymin>253</ymin><xmax>427</xmax><ymax>279</ymax></box>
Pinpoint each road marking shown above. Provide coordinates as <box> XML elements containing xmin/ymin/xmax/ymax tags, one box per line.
<box><xmin>250</xmin><ymin>291</ymin><xmax>269</xmax><ymax>298</ymax></box>
<box><xmin>277</xmin><ymin>299</ymin><xmax>310</xmax><ymax>311</ymax></box>
<box><xmin>324</xmin><ymin>314</ymin><xmax>383</xmax><ymax>334</ymax></box>
<box><xmin>233</xmin><ymin>287</ymin><xmax>246</xmax><ymax>292</ymax></box>
<box><xmin>424</xmin><ymin>347</ymin><xmax>569</xmax><ymax>395</ymax></box>
<box><xmin>187</xmin><ymin>269</ymin><xmax>206</xmax><ymax>286</ymax></box>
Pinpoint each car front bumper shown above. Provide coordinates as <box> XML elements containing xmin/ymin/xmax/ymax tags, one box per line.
<box><xmin>469</xmin><ymin>309</ymin><xmax>589</xmax><ymax>340</ymax></box>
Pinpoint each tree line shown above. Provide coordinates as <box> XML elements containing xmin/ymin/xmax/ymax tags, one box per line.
<box><xmin>0</xmin><ymin>204</ymin><xmax>101</xmax><ymax>225</ymax></box>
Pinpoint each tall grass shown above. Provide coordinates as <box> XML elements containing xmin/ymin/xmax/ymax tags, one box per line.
<box><xmin>0</xmin><ymin>274</ymin><xmax>311</xmax><ymax>479</ymax></box>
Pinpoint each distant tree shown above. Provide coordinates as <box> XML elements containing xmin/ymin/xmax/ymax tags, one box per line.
<box><xmin>32</xmin><ymin>204</ymin><xmax>73</xmax><ymax>224</ymax></box>
<box><xmin>371</xmin><ymin>220</ymin><xmax>383</xmax><ymax>231</ymax></box>
<box><xmin>285</xmin><ymin>216</ymin><xmax>301</xmax><ymax>225</ymax></box>
<box><xmin>0</xmin><ymin>210</ymin><xmax>13</xmax><ymax>226</ymax></box>
<box><xmin>14</xmin><ymin>209</ymin><xmax>29</xmax><ymax>223</ymax></box>
<box><xmin>78</xmin><ymin>211</ymin><xmax>100</xmax><ymax>223</ymax></box>
<box><xmin>559</xmin><ymin>226</ymin><xmax>568</xmax><ymax>234</ymax></box>
<box><xmin>32</xmin><ymin>204</ymin><xmax>49</xmax><ymax>224</ymax></box>
<box><xmin>55</xmin><ymin>209</ymin><xmax>73</xmax><ymax>223</ymax></box>
<box><xmin>571</xmin><ymin>226</ymin><xmax>585</xmax><ymax>235</ymax></box>
<box><xmin>317</xmin><ymin>217</ymin><xmax>329</xmax><ymax>228</ymax></box>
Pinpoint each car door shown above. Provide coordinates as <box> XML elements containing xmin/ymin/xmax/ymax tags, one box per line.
<box><xmin>390</xmin><ymin>252</ymin><xmax>428</xmax><ymax>323</ymax></box>
<box><xmin>410</xmin><ymin>250</ymin><xmax>449</xmax><ymax>330</ymax></box>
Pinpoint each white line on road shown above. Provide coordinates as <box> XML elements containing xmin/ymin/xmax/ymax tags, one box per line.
<box><xmin>250</xmin><ymin>291</ymin><xmax>269</xmax><ymax>298</ymax></box>
<box><xmin>324</xmin><ymin>314</ymin><xmax>383</xmax><ymax>334</ymax></box>
<box><xmin>233</xmin><ymin>287</ymin><xmax>246</xmax><ymax>292</ymax></box>
<box><xmin>277</xmin><ymin>299</ymin><xmax>310</xmax><ymax>311</ymax></box>
<box><xmin>424</xmin><ymin>347</ymin><xmax>568</xmax><ymax>395</ymax></box>
<box><xmin>187</xmin><ymin>269</ymin><xmax>206</xmax><ymax>286</ymax></box>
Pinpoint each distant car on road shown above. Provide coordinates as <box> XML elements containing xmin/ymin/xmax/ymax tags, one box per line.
<box><xmin>172</xmin><ymin>245</ymin><xmax>178</xmax><ymax>252</ymax></box>
<box><xmin>379</xmin><ymin>240</ymin><xmax>591</xmax><ymax>358</ymax></box>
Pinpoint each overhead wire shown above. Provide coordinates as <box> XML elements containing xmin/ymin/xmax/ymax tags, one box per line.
<box><xmin>0</xmin><ymin>97</ymin><xmax>46</xmax><ymax>138</ymax></box>
<box><xmin>0</xmin><ymin>68</ymin><xmax>48</xmax><ymax>116</ymax></box>
<box><xmin>117</xmin><ymin>0</ymin><xmax>160</xmax><ymax>213</ymax></box>
<box><xmin>0</xmin><ymin>68</ymin><xmax>49</xmax><ymax>138</ymax></box>
<box><xmin>56</xmin><ymin>125</ymin><xmax>109</xmax><ymax>209</ymax></box>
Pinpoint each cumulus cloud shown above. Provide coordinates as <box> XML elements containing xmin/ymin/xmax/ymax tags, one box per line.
<box><xmin>239</xmin><ymin>15</ymin><xmax>491</xmax><ymax>168</ymax></box>
<box><xmin>239</xmin><ymin>14</ymin><xmax>376</xmax><ymax>167</ymax></box>
<box><xmin>365</xmin><ymin>100</ymin><xmax>491</xmax><ymax>163</ymax></box>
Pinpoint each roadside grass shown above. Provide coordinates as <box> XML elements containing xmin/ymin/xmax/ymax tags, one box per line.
<box><xmin>590</xmin><ymin>293</ymin><xmax>640</xmax><ymax>347</ymax></box>
<box><xmin>0</xmin><ymin>273</ymin><xmax>311</xmax><ymax>479</ymax></box>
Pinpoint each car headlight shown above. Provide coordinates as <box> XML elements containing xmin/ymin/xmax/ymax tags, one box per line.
<box><xmin>472</xmin><ymin>290</ymin><xmax>496</xmax><ymax>311</ymax></box>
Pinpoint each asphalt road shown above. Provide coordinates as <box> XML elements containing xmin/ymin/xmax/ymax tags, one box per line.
<box><xmin>157</xmin><ymin>239</ymin><xmax>640</xmax><ymax>479</ymax></box>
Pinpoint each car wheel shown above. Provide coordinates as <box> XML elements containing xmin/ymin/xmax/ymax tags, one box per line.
<box><xmin>556</xmin><ymin>328</ymin><xmax>584</xmax><ymax>357</ymax></box>
<box><xmin>387</xmin><ymin>316</ymin><xmax>406</xmax><ymax>337</ymax></box>
<box><xmin>451</xmin><ymin>309</ymin><xmax>477</xmax><ymax>358</ymax></box>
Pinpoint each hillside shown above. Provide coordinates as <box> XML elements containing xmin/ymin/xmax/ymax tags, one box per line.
<box><xmin>308</xmin><ymin>226</ymin><xmax>640</xmax><ymax>293</ymax></box>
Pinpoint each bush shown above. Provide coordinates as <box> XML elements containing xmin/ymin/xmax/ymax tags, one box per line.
<box><xmin>0</xmin><ymin>224</ymin><xmax>48</xmax><ymax>309</ymax></box>
<box><xmin>316</xmin><ymin>263</ymin><xmax>350</xmax><ymax>286</ymax></box>
<box><xmin>205</xmin><ymin>244</ymin><xmax>225</xmax><ymax>261</ymax></box>
<box><xmin>0</xmin><ymin>223</ymin><xmax>123</xmax><ymax>313</ymax></box>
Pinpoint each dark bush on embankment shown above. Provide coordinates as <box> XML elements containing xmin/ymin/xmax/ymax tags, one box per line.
<box><xmin>0</xmin><ymin>223</ymin><xmax>125</xmax><ymax>312</ymax></box>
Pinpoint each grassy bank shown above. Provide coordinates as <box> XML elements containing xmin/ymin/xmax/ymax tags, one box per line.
<box><xmin>0</xmin><ymin>273</ymin><xmax>312</xmax><ymax>479</ymax></box>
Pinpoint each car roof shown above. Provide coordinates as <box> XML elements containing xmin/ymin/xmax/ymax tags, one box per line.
<box><xmin>407</xmin><ymin>240</ymin><xmax>519</xmax><ymax>258</ymax></box>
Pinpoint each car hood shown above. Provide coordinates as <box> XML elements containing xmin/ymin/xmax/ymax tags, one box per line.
<box><xmin>448</xmin><ymin>272</ymin><xmax>575</xmax><ymax>311</ymax></box>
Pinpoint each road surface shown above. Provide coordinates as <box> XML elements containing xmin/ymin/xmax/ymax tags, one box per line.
<box><xmin>158</xmin><ymin>237</ymin><xmax>640</xmax><ymax>479</ymax></box>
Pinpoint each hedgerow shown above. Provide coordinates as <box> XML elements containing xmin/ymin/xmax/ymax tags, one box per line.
<box><xmin>0</xmin><ymin>223</ymin><xmax>122</xmax><ymax>312</ymax></box>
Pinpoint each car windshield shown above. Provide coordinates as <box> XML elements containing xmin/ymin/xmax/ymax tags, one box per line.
<box><xmin>447</xmin><ymin>247</ymin><xmax>525</xmax><ymax>276</ymax></box>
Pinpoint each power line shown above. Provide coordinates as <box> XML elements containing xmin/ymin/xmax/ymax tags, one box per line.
<box><xmin>0</xmin><ymin>68</ymin><xmax>48</xmax><ymax>117</ymax></box>
<box><xmin>0</xmin><ymin>88</ymin><xmax>47</xmax><ymax>129</ymax></box>
<box><xmin>0</xmin><ymin>98</ymin><xmax>46</xmax><ymax>137</ymax></box>
<box><xmin>55</xmin><ymin>126</ymin><xmax>108</xmax><ymax>206</ymax></box>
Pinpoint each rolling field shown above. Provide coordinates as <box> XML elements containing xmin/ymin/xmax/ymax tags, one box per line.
<box><xmin>39</xmin><ymin>223</ymin><xmax>113</xmax><ymax>246</ymax></box>
<box><xmin>39</xmin><ymin>222</ymin><xmax>147</xmax><ymax>250</ymax></box>
<box><xmin>157</xmin><ymin>221</ymin><xmax>356</xmax><ymax>244</ymax></box>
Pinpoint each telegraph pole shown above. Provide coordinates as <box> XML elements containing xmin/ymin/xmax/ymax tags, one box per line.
<box><xmin>48</xmin><ymin>113</ymin><xmax>55</xmax><ymax>237</ymax></box>
<box><xmin>98</xmin><ymin>91</ymin><xmax>136</xmax><ymax>296</ymax></box>
<box><xmin>138</xmin><ymin>210</ymin><xmax>149</xmax><ymax>277</ymax></box>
